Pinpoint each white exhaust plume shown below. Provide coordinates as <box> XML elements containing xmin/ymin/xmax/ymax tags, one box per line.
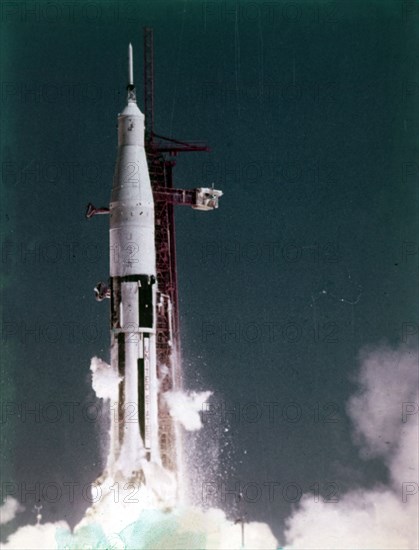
<box><xmin>0</xmin><ymin>498</ymin><xmax>24</xmax><ymax>525</ymax></box>
<box><xmin>164</xmin><ymin>390</ymin><xmax>213</xmax><ymax>431</ymax></box>
<box><xmin>284</xmin><ymin>345</ymin><xmax>419</xmax><ymax>549</ymax></box>
<box><xmin>90</xmin><ymin>356</ymin><xmax>121</xmax><ymax>401</ymax></box>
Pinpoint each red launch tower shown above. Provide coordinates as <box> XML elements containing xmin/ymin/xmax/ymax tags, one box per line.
<box><xmin>144</xmin><ymin>27</ymin><xmax>221</xmax><ymax>472</ymax></box>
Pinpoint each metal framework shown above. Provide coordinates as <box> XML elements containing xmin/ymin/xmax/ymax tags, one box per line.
<box><xmin>143</xmin><ymin>27</ymin><xmax>214</xmax><ymax>472</ymax></box>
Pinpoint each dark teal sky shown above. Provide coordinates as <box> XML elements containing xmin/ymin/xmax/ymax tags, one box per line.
<box><xmin>1</xmin><ymin>0</ymin><xmax>418</xmax><ymax>543</ymax></box>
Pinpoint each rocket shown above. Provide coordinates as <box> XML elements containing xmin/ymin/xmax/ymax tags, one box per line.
<box><xmin>109</xmin><ymin>43</ymin><xmax>159</xmax><ymax>472</ymax></box>
<box><xmin>88</xmin><ymin>43</ymin><xmax>223</xmax><ymax>483</ymax></box>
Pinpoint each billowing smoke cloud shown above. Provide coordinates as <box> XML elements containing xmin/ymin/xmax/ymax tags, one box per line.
<box><xmin>90</xmin><ymin>356</ymin><xmax>121</xmax><ymax>401</ymax></box>
<box><xmin>164</xmin><ymin>390</ymin><xmax>213</xmax><ymax>431</ymax></box>
<box><xmin>0</xmin><ymin>362</ymin><xmax>277</xmax><ymax>549</ymax></box>
<box><xmin>347</xmin><ymin>346</ymin><xmax>418</xmax><ymax>487</ymax></box>
<box><xmin>0</xmin><ymin>498</ymin><xmax>24</xmax><ymax>525</ymax></box>
<box><xmin>4</xmin><ymin>346</ymin><xmax>416</xmax><ymax>549</ymax></box>
<box><xmin>70</xmin><ymin>503</ymin><xmax>278</xmax><ymax>549</ymax></box>
<box><xmin>0</xmin><ymin>522</ymin><xmax>70</xmax><ymax>550</ymax></box>
<box><xmin>284</xmin><ymin>345</ymin><xmax>419</xmax><ymax>549</ymax></box>
<box><xmin>0</xmin><ymin>485</ymin><xmax>277</xmax><ymax>549</ymax></box>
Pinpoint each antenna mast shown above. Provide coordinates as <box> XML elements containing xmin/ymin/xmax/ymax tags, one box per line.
<box><xmin>144</xmin><ymin>27</ymin><xmax>154</xmax><ymax>143</ymax></box>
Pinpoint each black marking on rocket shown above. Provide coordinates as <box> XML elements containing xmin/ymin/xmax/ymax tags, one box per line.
<box><xmin>139</xmin><ymin>280</ymin><xmax>153</xmax><ymax>328</ymax></box>
<box><xmin>110</xmin><ymin>278</ymin><xmax>120</xmax><ymax>328</ymax></box>
<box><xmin>111</xmin><ymin>275</ymin><xmax>155</xmax><ymax>329</ymax></box>
<box><xmin>117</xmin><ymin>332</ymin><xmax>125</xmax><ymax>444</ymax></box>
<box><xmin>137</xmin><ymin>357</ymin><xmax>145</xmax><ymax>443</ymax></box>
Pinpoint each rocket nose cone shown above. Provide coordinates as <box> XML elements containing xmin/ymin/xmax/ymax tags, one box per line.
<box><xmin>120</xmin><ymin>101</ymin><xmax>143</xmax><ymax>117</ymax></box>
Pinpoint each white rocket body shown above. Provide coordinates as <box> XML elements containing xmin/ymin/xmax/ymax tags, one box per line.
<box><xmin>109</xmin><ymin>46</ymin><xmax>160</xmax><ymax>474</ymax></box>
<box><xmin>110</xmin><ymin>101</ymin><xmax>155</xmax><ymax>277</ymax></box>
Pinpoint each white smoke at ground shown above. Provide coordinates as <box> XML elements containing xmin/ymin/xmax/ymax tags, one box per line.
<box><xmin>0</xmin><ymin>457</ymin><xmax>277</xmax><ymax>549</ymax></box>
<box><xmin>283</xmin><ymin>345</ymin><xmax>419</xmax><ymax>550</ymax></box>
<box><xmin>0</xmin><ymin>498</ymin><xmax>24</xmax><ymax>526</ymax></box>
<box><xmin>0</xmin><ymin>522</ymin><xmax>70</xmax><ymax>550</ymax></box>
<box><xmin>0</xmin><ymin>506</ymin><xmax>278</xmax><ymax>549</ymax></box>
